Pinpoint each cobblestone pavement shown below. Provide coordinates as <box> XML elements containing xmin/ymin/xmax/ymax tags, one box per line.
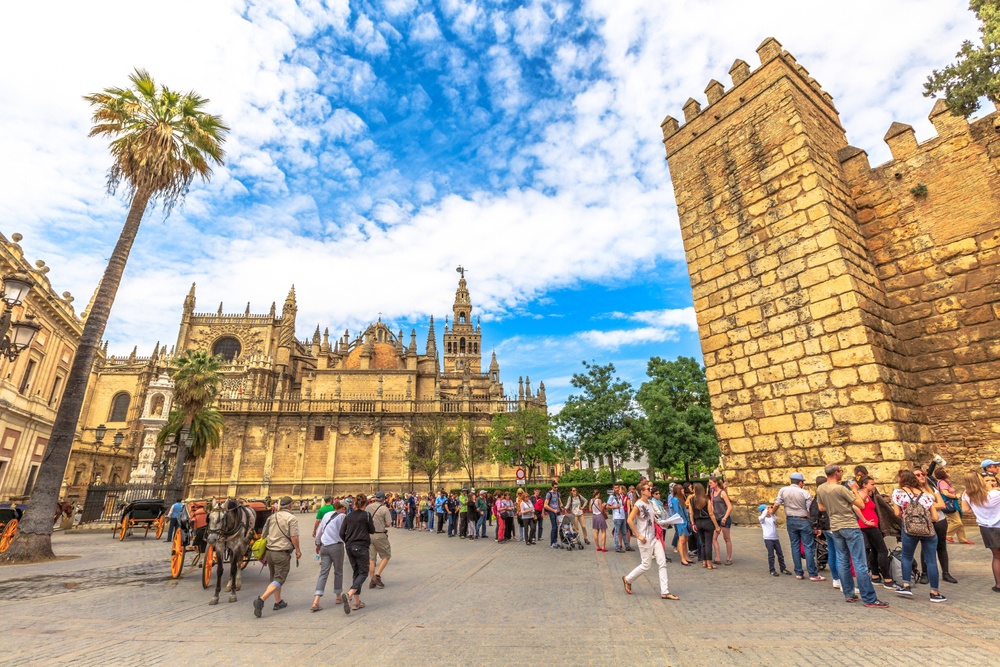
<box><xmin>1</xmin><ymin>522</ymin><xmax>996</xmax><ymax>666</ymax></box>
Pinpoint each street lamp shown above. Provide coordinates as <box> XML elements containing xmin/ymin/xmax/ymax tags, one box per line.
<box><xmin>0</xmin><ymin>273</ymin><xmax>41</xmax><ymax>361</ymax></box>
<box><xmin>90</xmin><ymin>424</ymin><xmax>107</xmax><ymax>484</ymax></box>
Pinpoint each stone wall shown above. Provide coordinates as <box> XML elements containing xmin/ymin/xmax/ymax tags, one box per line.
<box><xmin>660</xmin><ymin>38</ymin><xmax>1000</xmax><ymax>521</ymax></box>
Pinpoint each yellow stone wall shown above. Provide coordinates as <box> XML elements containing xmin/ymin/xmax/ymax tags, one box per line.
<box><xmin>661</xmin><ymin>38</ymin><xmax>1000</xmax><ymax>520</ymax></box>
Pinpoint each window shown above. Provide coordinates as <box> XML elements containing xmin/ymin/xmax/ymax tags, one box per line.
<box><xmin>49</xmin><ymin>375</ymin><xmax>64</xmax><ymax>406</ymax></box>
<box><xmin>459</xmin><ymin>311</ymin><xmax>466</xmax><ymax>324</ymax></box>
<box><xmin>313</xmin><ymin>425</ymin><xmax>325</xmax><ymax>441</ymax></box>
<box><xmin>212</xmin><ymin>336</ymin><xmax>242</xmax><ymax>362</ymax></box>
<box><xmin>18</xmin><ymin>359</ymin><xmax>36</xmax><ymax>394</ymax></box>
<box><xmin>72</xmin><ymin>468</ymin><xmax>83</xmax><ymax>486</ymax></box>
<box><xmin>23</xmin><ymin>464</ymin><xmax>39</xmax><ymax>496</ymax></box>
<box><xmin>459</xmin><ymin>338</ymin><xmax>466</xmax><ymax>353</ymax></box>
<box><xmin>109</xmin><ymin>392</ymin><xmax>130</xmax><ymax>422</ymax></box>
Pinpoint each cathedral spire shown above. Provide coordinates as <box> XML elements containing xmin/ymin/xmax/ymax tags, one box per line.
<box><xmin>312</xmin><ymin>325</ymin><xmax>321</xmax><ymax>344</ymax></box>
<box><xmin>426</xmin><ymin>315</ymin><xmax>437</xmax><ymax>355</ymax></box>
<box><xmin>409</xmin><ymin>329</ymin><xmax>418</xmax><ymax>355</ymax></box>
<box><xmin>183</xmin><ymin>282</ymin><xmax>196</xmax><ymax>315</ymax></box>
<box><xmin>489</xmin><ymin>350</ymin><xmax>499</xmax><ymax>371</ymax></box>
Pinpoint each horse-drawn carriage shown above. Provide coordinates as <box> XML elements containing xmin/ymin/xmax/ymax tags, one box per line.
<box><xmin>0</xmin><ymin>504</ymin><xmax>25</xmax><ymax>553</ymax></box>
<box><xmin>169</xmin><ymin>499</ymin><xmax>210</xmax><ymax>580</ymax></box>
<box><xmin>201</xmin><ymin>500</ymin><xmax>273</xmax><ymax>589</ymax></box>
<box><xmin>116</xmin><ymin>498</ymin><xmax>167</xmax><ymax>540</ymax></box>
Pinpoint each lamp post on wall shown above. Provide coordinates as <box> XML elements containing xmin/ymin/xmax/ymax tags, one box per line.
<box><xmin>0</xmin><ymin>273</ymin><xmax>41</xmax><ymax>362</ymax></box>
<box><xmin>90</xmin><ymin>424</ymin><xmax>107</xmax><ymax>484</ymax></box>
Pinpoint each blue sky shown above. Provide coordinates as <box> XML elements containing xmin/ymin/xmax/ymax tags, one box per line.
<box><xmin>0</xmin><ymin>0</ymin><xmax>980</xmax><ymax>409</ymax></box>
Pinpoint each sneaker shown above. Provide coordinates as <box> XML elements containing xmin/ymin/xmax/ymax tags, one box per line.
<box><xmin>795</xmin><ymin>574</ymin><xmax>804</xmax><ymax>580</ymax></box>
<box><xmin>253</xmin><ymin>596</ymin><xmax>264</xmax><ymax>618</ymax></box>
<box><xmin>770</xmin><ymin>571</ymin><xmax>780</xmax><ymax>577</ymax></box>
<box><xmin>864</xmin><ymin>600</ymin><xmax>890</xmax><ymax>609</ymax></box>
<box><xmin>883</xmin><ymin>582</ymin><xmax>898</xmax><ymax>590</ymax></box>
<box><xmin>929</xmin><ymin>592</ymin><xmax>947</xmax><ymax>603</ymax></box>
<box><xmin>551</xmin><ymin>543</ymin><xmax>559</xmax><ymax>549</ymax></box>
<box><xmin>809</xmin><ymin>575</ymin><xmax>826</xmax><ymax>582</ymax></box>
<box><xmin>844</xmin><ymin>596</ymin><xmax>860</xmax><ymax>603</ymax></box>
<box><xmin>832</xmin><ymin>580</ymin><xmax>842</xmax><ymax>590</ymax></box>
<box><xmin>896</xmin><ymin>585</ymin><xmax>913</xmax><ymax>597</ymax></box>
<box><xmin>781</xmin><ymin>569</ymin><xmax>793</xmax><ymax>576</ymax></box>
<box><xmin>273</xmin><ymin>600</ymin><xmax>287</xmax><ymax>611</ymax></box>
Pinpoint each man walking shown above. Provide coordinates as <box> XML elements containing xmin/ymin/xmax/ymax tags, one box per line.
<box><xmin>435</xmin><ymin>490</ymin><xmax>447</xmax><ymax>534</ymax></box>
<box><xmin>545</xmin><ymin>481</ymin><xmax>562</xmax><ymax>548</ymax></box>
<box><xmin>253</xmin><ymin>496</ymin><xmax>301</xmax><ymax>618</ymax></box>
<box><xmin>366</xmin><ymin>491</ymin><xmax>392</xmax><ymax>589</ymax></box>
<box><xmin>816</xmin><ymin>464</ymin><xmax>889</xmax><ymax>608</ymax></box>
<box><xmin>446</xmin><ymin>492</ymin><xmax>459</xmax><ymax>537</ymax></box>
<box><xmin>607</xmin><ymin>484</ymin><xmax>626</xmax><ymax>552</ymax></box>
<box><xmin>313</xmin><ymin>496</ymin><xmax>335</xmax><ymax>538</ymax></box>
<box><xmin>458</xmin><ymin>488</ymin><xmax>469</xmax><ymax>539</ymax></box>
<box><xmin>772</xmin><ymin>472</ymin><xmax>824</xmax><ymax>581</ymax></box>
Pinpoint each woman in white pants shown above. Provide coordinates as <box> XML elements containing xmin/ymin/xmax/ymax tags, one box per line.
<box><xmin>622</xmin><ymin>482</ymin><xmax>677</xmax><ymax>600</ymax></box>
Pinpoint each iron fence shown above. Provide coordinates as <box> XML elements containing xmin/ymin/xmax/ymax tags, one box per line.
<box><xmin>80</xmin><ymin>482</ymin><xmax>179</xmax><ymax>524</ymax></box>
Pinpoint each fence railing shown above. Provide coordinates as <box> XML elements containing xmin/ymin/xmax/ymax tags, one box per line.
<box><xmin>81</xmin><ymin>482</ymin><xmax>179</xmax><ymax>524</ymax></box>
<box><xmin>215</xmin><ymin>396</ymin><xmax>536</xmax><ymax>415</ymax></box>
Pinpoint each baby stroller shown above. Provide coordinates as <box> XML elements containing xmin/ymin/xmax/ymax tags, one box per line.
<box><xmin>799</xmin><ymin>532</ymin><xmax>829</xmax><ymax>570</ymax></box>
<box><xmin>557</xmin><ymin>514</ymin><xmax>584</xmax><ymax>551</ymax></box>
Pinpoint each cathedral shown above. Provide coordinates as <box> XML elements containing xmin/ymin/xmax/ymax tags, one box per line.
<box><xmin>60</xmin><ymin>272</ymin><xmax>548</xmax><ymax>501</ymax></box>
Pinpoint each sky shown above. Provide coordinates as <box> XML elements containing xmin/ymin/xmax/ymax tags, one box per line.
<box><xmin>0</xmin><ymin>0</ymin><xmax>982</xmax><ymax>410</ymax></box>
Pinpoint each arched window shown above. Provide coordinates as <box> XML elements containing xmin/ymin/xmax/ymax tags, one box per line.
<box><xmin>212</xmin><ymin>336</ymin><xmax>242</xmax><ymax>362</ymax></box>
<box><xmin>459</xmin><ymin>312</ymin><xmax>466</xmax><ymax>324</ymax></box>
<box><xmin>109</xmin><ymin>392</ymin><xmax>130</xmax><ymax>422</ymax></box>
<box><xmin>150</xmin><ymin>394</ymin><xmax>165</xmax><ymax>417</ymax></box>
<box><xmin>459</xmin><ymin>338</ymin><xmax>466</xmax><ymax>353</ymax></box>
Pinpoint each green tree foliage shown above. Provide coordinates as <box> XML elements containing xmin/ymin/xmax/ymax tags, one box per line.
<box><xmin>558</xmin><ymin>467</ymin><xmax>597</xmax><ymax>484</ymax></box>
<box><xmin>404</xmin><ymin>415</ymin><xmax>460</xmax><ymax>491</ymax></box>
<box><xmin>635</xmin><ymin>356</ymin><xmax>719</xmax><ymax>481</ymax></box>
<box><xmin>2</xmin><ymin>71</ymin><xmax>227</xmax><ymax>563</ymax></box>
<box><xmin>448</xmin><ymin>417</ymin><xmax>491</xmax><ymax>485</ymax></box>
<box><xmin>555</xmin><ymin>361</ymin><xmax>640</xmax><ymax>481</ymax></box>
<box><xmin>158</xmin><ymin>350</ymin><xmax>226</xmax><ymax>489</ymax></box>
<box><xmin>487</xmin><ymin>407</ymin><xmax>555</xmax><ymax>483</ymax></box>
<box><xmin>924</xmin><ymin>1</ymin><xmax>1000</xmax><ymax>117</ymax></box>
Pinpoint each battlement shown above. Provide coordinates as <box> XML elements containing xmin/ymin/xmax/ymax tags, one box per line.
<box><xmin>191</xmin><ymin>312</ymin><xmax>277</xmax><ymax>322</ymax></box>
<box><xmin>660</xmin><ymin>37</ymin><xmax>839</xmax><ymax>157</ymax></box>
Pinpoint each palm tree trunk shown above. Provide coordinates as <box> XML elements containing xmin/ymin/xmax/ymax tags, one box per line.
<box><xmin>169</xmin><ymin>426</ymin><xmax>190</xmax><ymax>495</ymax></box>
<box><xmin>1</xmin><ymin>189</ymin><xmax>152</xmax><ymax>563</ymax></box>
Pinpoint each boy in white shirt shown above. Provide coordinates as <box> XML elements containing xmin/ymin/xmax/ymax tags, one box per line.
<box><xmin>759</xmin><ymin>504</ymin><xmax>791</xmax><ymax>577</ymax></box>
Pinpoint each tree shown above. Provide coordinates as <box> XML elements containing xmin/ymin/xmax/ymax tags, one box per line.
<box><xmin>554</xmin><ymin>361</ymin><xmax>639</xmax><ymax>481</ymax></box>
<box><xmin>157</xmin><ymin>350</ymin><xmax>226</xmax><ymax>492</ymax></box>
<box><xmin>449</xmin><ymin>417</ymin><xmax>490</xmax><ymax>485</ymax></box>
<box><xmin>2</xmin><ymin>70</ymin><xmax>227</xmax><ymax>563</ymax></box>
<box><xmin>634</xmin><ymin>356</ymin><xmax>719</xmax><ymax>481</ymax></box>
<box><xmin>404</xmin><ymin>415</ymin><xmax>460</xmax><ymax>491</ymax></box>
<box><xmin>487</xmin><ymin>406</ymin><xmax>555</xmax><ymax>483</ymax></box>
<box><xmin>924</xmin><ymin>1</ymin><xmax>1000</xmax><ymax>117</ymax></box>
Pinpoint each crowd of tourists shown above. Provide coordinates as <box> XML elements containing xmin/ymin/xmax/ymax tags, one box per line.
<box><xmin>245</xmin><ymin>456</ymin><xmax>999</xmax><ymax>617</ymax></box>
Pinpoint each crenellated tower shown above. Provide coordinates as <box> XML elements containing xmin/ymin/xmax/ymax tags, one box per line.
<box><xmin>659</xmin><ymin>37</ymin><xmax>1000</xmax><ymax>521</ymax></box>
<box><xmin>443</xmin><ymin>268</ymin><xmax>482</xmax><ymax>374</ymax></box>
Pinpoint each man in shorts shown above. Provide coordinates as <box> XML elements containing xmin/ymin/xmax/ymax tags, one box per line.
<box><xmin>366</xmin><ymin>490</ymin><xmax>392</xmax><ymax>588</ymax></box>
<box><xmin>253</xmin><ymin>496</ymin><xmax>301</xmax><ymax>618</ymax></box>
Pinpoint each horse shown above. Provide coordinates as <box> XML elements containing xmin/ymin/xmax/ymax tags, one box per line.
<box><xmin>205</xmin><ymin>498</ymin><xmax>256</xmax><ymax>605</ymax></box>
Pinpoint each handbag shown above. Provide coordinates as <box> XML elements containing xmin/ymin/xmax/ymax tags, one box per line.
<box><xmin>942</xmin><ymin>496</ymin><xmax>958</xmax><ymax>514</ymax></box>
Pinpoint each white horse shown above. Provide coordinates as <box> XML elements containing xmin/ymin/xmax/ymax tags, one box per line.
<box><xmin>205</xmin><ymin>498</ymin><xmax>256</xmax><ymax>605</ymax></box>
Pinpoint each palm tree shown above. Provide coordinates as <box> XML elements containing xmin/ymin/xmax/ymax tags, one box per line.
<box><xmin>158</xmin><ymin>350</ymin><xmax>226</xmax><ymax>491</ymax></box>
<box><xmin>1</xmin><ymin>70</ymin><xmax>227</xmax><ymax>563</ymax></box>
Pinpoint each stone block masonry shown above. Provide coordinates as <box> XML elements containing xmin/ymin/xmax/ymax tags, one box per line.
<box><xmin>661</xmin><ymin>37</ymin><xmax>1000</xmax><ymax>521</ymax></box>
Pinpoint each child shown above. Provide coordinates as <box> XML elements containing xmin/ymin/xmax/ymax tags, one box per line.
<box><xmin>759</xmin><ymin>504</ymin><xmax>791</xmax><ymax>576</ymax></box>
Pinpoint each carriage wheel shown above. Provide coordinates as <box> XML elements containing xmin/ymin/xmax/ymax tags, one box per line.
<box><xmin>118</xmin><ymin>515</ymin><xmax>129</xmax><ymax>541</ymax></box>
<box><xmin>154</xmin><ymin>516</ymin><xmax>165</xmax><ymax>540</ymax></box>
<box><xmin>170</xmin><ymin>529</ymin><xmax>185</xmax><ymax>579</ymax></box>
<box><xmin>0</xmin><ymin>520</ymin><xmax>18</xmax><ymax>553</ymax></box>
<box><xmin>202</xmin><ymin>544</ymin><xmax>215</xmax><ymax>589</ymax></box>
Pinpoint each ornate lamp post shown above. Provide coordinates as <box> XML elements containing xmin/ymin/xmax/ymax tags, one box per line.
<box><xmin>90</xmin><ymin>424</ymin><xmax>107</xmax><ymax>484</ymax></box>
<box><xmin>0</xmin><ymin>273</ymin><xmax>41</xmax><ymax>361</ymax></box>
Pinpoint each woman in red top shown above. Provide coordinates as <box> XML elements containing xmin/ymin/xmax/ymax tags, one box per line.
<box><xmin>855</xmin><ymin>476</ymin><xmax>895</xmax><ymax>588</ymax></box>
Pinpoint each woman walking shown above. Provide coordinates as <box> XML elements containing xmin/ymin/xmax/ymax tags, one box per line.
<box><xmin>590</xmin><ymin>489</ymin><xmax>608</xmax><ymax>552</ymax></box>
<box><xmin>709</xmin><ymin>477</ymin><xmax>733</xmax><ymax>565</ymax></box>
<box><xmin>892</xmin><ymin>470</ymin><xmax>947</xmax><ymax>602</ymax></box>
<box><xmin>518</xmin><ymin>490</ymin><xmax>536</xmax><ymax>545</ymax></box>
<box><xmin>566</xmin><ymin>487</ymin><xmax>590</xmax><ymax>545</ymax></box>
<box><xmin>622</xmin><ymin>482</ymin><xmax>677</xmax><ymax>600</ymax></box>
<box><xmin>501</xmin><ymin>492</ymin><xmax>516</xmax><ymax>543</ymax></box>
<box><xmin>916</xmin><ymin>467</ymin><xmax>957</xmax><ymax>584</ymax></box>
<box><xmin>669</xmin><ymin>485</ymin><xmax>692</xmax><ymax>566</ymax></box>
<box><xmin>936</xmin><ymin>468</ymin><xmax>972</xmax><ymax>545</ymax></box>
<box><xmin>691</xmin><ymin>483</ymin><xmax>718</xmax><ymax>569</ymax></box>
<box><xmin>960</xmin><ymin>470</ymin><xmax>1000</xmax><ymax>592</ymax></box>
<box><xmin>856</xmin><ymin>476</ymin><xmax>894</xmax><ymax>588</ymax></box>
<box><xmin>494</xmin><ymin>493</ymin><xmax>506</xmax><ymax>543</ymax></box>
<box><xmin>312</xmin><ymin>500</ymin><xmax>346</xmax><ymax>612</ymax></box>
<box><xmin>340</xmin><ymin>494</ymin><xmax>376</xmax><ymax>614</ymax></box>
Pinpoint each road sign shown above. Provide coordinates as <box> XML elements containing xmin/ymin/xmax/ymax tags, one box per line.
<box><xmin>515</xmin><ymin>468</ymin><xmax>526</xmax><ymax>485</ymax></box>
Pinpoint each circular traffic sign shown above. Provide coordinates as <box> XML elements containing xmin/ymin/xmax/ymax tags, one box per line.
<box><xmin>515</xmin><ymin>468</ymin><xmax>525</xmax><ymax>480</ymax></box>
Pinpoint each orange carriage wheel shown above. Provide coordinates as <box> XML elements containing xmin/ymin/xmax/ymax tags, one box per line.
<box><xmin>0</xmin><ymin>519</ymin><xmax>18</xmax><ymax>553</ymax></box>
<box><xmin>118</xmin><ymin>515</ymin><xmax>129</xmax><ymax>541</ymax></box>
<box><xmin>170</xmin><ymin>528</ymin><xmax>185</xmax><ymax>578</ymax></box>
<box><xmin>154</xmin><ymin>515</ymin><xmax>165</xmax><ymax>540</ymax></box>
<box><xmin>202</xmin><ymin>544</ymin><xmax>215</xmax><ymax>589</ymax></box>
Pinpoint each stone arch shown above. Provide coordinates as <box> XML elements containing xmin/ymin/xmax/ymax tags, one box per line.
<box><xmin>108</xmin><ymin>392</ymin><xmax>130</xmax><ymax>423</ymax></box>
<box><xmin>150</xmin><ymin>393</ymin><xmax>165</xmax><ymax>417</ymax></box>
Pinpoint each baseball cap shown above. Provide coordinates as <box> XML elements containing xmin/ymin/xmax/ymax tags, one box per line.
<box><xmin>374</xmin><ymin>491</ymin><xmax>385</xmax><ymax>500</ymax></box>
<box><xmin>790</xmin><ymin>472</ymin><xmax>805</xmax><ymax>482</ymax></box>
<box><xmin>758</xmin><ymin>504</ymin><xmax>767</xmax><ymax>513</ymax></box>
<box><xmin>982</xmin><ymin>459</ymin><xmax>998</xmax><ymax>468</ymax></box>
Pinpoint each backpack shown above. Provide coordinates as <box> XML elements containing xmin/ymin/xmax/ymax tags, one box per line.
<box><xmin>534</xmin><ymin>496</ymin><xmax>544</xmax><ymax>512</ymax></box>
<box><xmin>901</xmin><ymin>492</ymin><xmax>934</xmax><ymax>537</ymax></box>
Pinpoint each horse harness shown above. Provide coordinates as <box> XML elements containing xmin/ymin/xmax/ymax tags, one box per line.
<box><xmin>208</xmin><ymin>501</ymin><xmax>252</xmax><ymax>541</ymax></box>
